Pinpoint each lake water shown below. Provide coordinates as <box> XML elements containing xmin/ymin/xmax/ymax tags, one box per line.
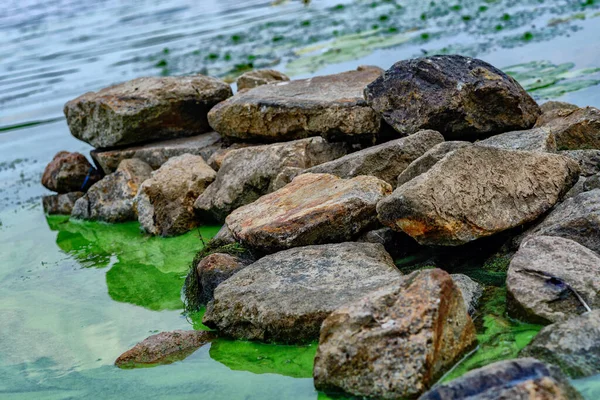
<box><xmin>1</xmin><ymin>0</ymin><xmax>600</xmax><ymax>398</ymax></box>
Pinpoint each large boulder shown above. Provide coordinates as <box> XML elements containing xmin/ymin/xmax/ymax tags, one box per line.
<box><xmin>195</xmin><ymin>253</ymin><xmax>249</xmax><ymax>305</ymax></box>
<box><xmin>115</xmin><ymin>330</ymin><xmax>215</xmax><ymax>368</ymax></box>
<box><xmin>560</xmin><ymin>149</ymin><xmax>600</xmax><ymax>176</ymax></box>
<box><xmin>521</xmin><ymin>189</ymin><xmax>600</xmax><ymax>253</ymax></box>
<box><xmin>305</xmin><ymin>130</ymin><xmax>444</xmax><ymax>188</ymax></box>
<box><xmin>91</xmin><ymin>132</ymin><xmax>221</xmax><ymax>174</ymax></box>
<box><xmin>313</xmin><ymin>269</ymin><xmax>476</xmax><ymax>399</ymax></box>
<box><xmin>71</xmin><ymin>158</ymin><xmax>152</xmax><ymax>222</ymax></box>
<box><xmin>225</xmin><ymin>173</ymin><xmax>391</xmax><ymax>252</ymax></box>
<box><xmin>42</xmin><ymin>151</ymin><xmax>102</xmax><ymax>193</ymax></box>
<box><xmin>507</xmin><ymin>236</ymin><xmax>600</xmax><ymax>324</ymax></box>
<box><xmin>236</xmin><ymin>69</ymin><xmax>289</xmax><ymax>90</ymax></box>
<box><xmin>535</xmin><ymin>106</ymin><xmax>600</xmax><ymax>150</ymax></box>
<box><xmin>64</xmin><ymin>75</ymin><xmax>232</xmax><ymax>148</ymax></box>
<box><xmin>377</xmin><ymin>146</ymin><xmax>580</xmax><ymax>246</ymax></box>
<box><xmin>520</xmin><ymin>310</ymin><xmax>600</xmax><ymax>378</ymax></box>
<box><xmin>42</xmin><ymin>192</ymin><xmax>84</xmax><ymax>215</ymax></box>
<box><xmin>135</xmin><ymin>154</ymin><xmax>216</xmax><ymax>237</ymax></box>
<box><xmin>364</xmin><ymin>55</ymin><xmax>540</xmax><ymax>140</ymax></box>
<box><xmin>475</xmin><ymin>127</ymin><xmax>556</xmax><ymax>153</ymax></box>
<box><xmin>419</xmin><ymin>358</ymin><xmax>584</xmax><ymax>400</ymax></box>
<box><xmin>207</xmin><ymin>68</ymin><xmax>383</xmax><ymax>143</ymax></box>
<box><xmin>203</xmin><ymin>242</ymin><xmax>402</xmax><ymax>343</ymax></box>
<box><xmin>194</xmin><ymin>137</ymin><xmax>351</xmax><ymax>221</ymax></box>
<box><xmin>397</xmin><ymin>141</ymin><xmax>471</xmax><ymax>187</ymax></box>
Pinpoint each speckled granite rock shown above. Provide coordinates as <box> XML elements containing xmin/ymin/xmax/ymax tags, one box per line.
<box><xmin>476</xmin><ymin>127</ymin><xmax>556</xmax><ymax>152</ymax></box>
<box><xmin>560</xmin><ymin>149</ymin><xmax>600</xmax><ymax>176</ymax></box>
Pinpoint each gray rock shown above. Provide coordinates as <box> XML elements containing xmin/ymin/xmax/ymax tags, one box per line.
<box><xmin>475</xmin><ymin>127</ymin><xmax>556</xmax><ymax>152</ymax></box>
<box><xmin>135</xmin><ymin>154</ymin><xmax>216</xmax><ymax>237</ymax></box>
<box><xmin>560</xmin><ymin>149</ymin><xmax>600</xmax><ymax>176</ymax></box>
<box><xmin>377</xmin><ymin>146</ymin><xmax>580</xmax><ymax>246</ymax></box>
<box><xmin>313</xmin><ymin>269</ymin><xmax>476</xmax><ymax>399</ymax></box>
<box><xmin>451</xmin><ymin>274</ymin><xmax>483</xmax><ymax>315</ymax></box>
<box><xmin>42</xmin><ymin>151</ymin><xmax>102</xmax><ymax>193</ymax></box>
<box><xmin>203</xmin><ymin>242</ymin><xmax>402</xmax><ymax>343</ymax></box>
<box><xmin>564</xmin><ymin>176</ymin><xmax>588</xmax><ymax>199</ymax></box>
<box><xmin>397</xmin><ymin>141</ymin><xmax>471</xmax><ymax>187</ymax></box>
<box><xmin>540</xmin><ymin>100</ymin><xmax>579</xmax><ymax>114</ymax></box>
<box><xmin>520</xmin><ymin>310</ymin><xmax>600</xmax><ymax>378</ymax></box>
<box><xmin>225</xmin><ymin>173</ymin><xmax>391</xmax><ymax>252</ymax></box>
<box><xmin>194</xmin><ymin>137</ymin><xmax>351</xmax><ymax>221</ymax></box>
<box><xmin>522</xmin><ymin>189</ymin><xmax>600</xmax><ymax>253</ymax></box>
<box><xmin>305</xmin><ymin>130</ymin><xmax>444</xmax><ymax>188</ymax></box>
<box><xmin>71</xmin><ymin>158</ymin><xmax>152</xmax><ymax>222</ymax></box>
<box><xmin>213</xmin><ymin>224</ymin><xmax>236</xmax><ymax>244</ymax></box>
<box><xmin>357</xmin><ymin>227</ymin><xmax>419</xmax><ymax>258</ymax></box>
<box><xmin>206</xmin><ymin>143</ymin><xmax>256</xmax><ymax>171</ymax></box>
<box><xmin>207</xmin><ymin>68</ymin><xmax>383</xmax><ymax>143</ymax></box>
<box><xmin>419</xmin><ymin>358</ymin><xmax>584</xmax><ymax>400</ymax></box>
<box><xmin>42</xmin><ymin>192</ymin><xmax>84</xmax><ymax>215</ymax></box>
<box><xmin>584</xmin><ymin>173</ymin><xmax>600</xmax><ymax>191</ymax></box>
<box><xmin>364</xmin><ymin>55</ymin><xmax>540</xmax><ymax>140</ymax></box>
<box><xmin>91</xmin><ymin>132</ymin><xmax>222</xmax><ymax>174</ymax></box>
<box><xmin>65</xmin><ymin>75</ymin><xmax>232</xmax><ymax>148</ymax></box>
<box><xmin>507</xmin><ymin>236</ymin><xmax>600</xmax><ymax>324</ymax></box>
<box><xmin>236</xmin><ymin>69</ymin><xmax>289</xmax><ymax>90</ymax></box>
<box><xmin>195</xmin><ymin>253</ymin><xmax>249</xmax><ymax>305</ymax></box>
<box><xmin>535</xmin><ymin>106</ymin><xmax>600</xmax><ymax>150</ymax></box>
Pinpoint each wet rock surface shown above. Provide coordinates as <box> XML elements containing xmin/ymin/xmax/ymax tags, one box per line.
<box><xmin>91</xmin><ymin>132</ymin><xmax>222</xmax><ymax>174</ymax></box>
<box><xmin>419</xmin><ymin>358</ymin><xmax>584</xmax><ymax>400</ymax></box>
<box><xmin>42</xmin><ymin>192</ymin><xmax>84</xmax><ymax>215</ymax></box>
<box><xmin>475</xmin><ymin>127</ymin><xmax>556</xmax><ymax>152</ymax></box>
<box><xmin>521</xmin><ymin>310</ymin><xmax>600</xmax><ymax>379</ymax></box>
<box><xmin>535</xmin><ymin>106</ymin><xmax>600</xmax><ymax>150</ymax></box>
<box><xmin>560</xmin><ymin>149</ymin><xmax>600</xmax><ymax>176</ymax></box>
<box><xmin>194</xmin><ymin>137</ymin><xmax>351</xmax><ymax>221</ymax></box>
<box><xmin>313</xmin><ymin>269</ymin><xmax>476</xmax><ymax>399</ymax></box>
<box><xmin>364</xmin><ymin>55</ymin><xmax>540</xmax><ymax>140</ymax></box>
<box><xmin>225</xmin><ymin>173</ymin><xmax>391</xmax><ymax>252</ymax></box>
<box><xmin>451</xmin><ymin>273</ymin><xmax>483</xmax><ymax>315</ymax></box>
<box><xmin>207</xmin><ymin>68</ymin><xmax>383</xmax><ymax>143</ymax></box>
<box><xmin>42</xmin><ymin>151</ymin><xmax>101</xmax><ymax>193</ymax></box>
<box><xmin>195</xmin><ymin>253</ymin><xmax>249</xmax><ymax>305</ymax></box>
<box><xmin>115</xmin><ymin>330</ymin><xmax>216</xmax><ymax>368</ymax></box>
<box><xmin>203</xmin><ymin>242</ymin><xmax>401</xmax><ymax>343</ymax></box>
<box><xmin>507</xmin><ymin>236</ymin><xmax>600</xmax><ymax>324</ymax></box>
<box><xmin>71</xmin><ymin>158</ymin><xmax>152</xmax><ymax>222</ymax></box>
<box><xmin>397</xmin><ymin>141</ymin><xmax>471</xmax><ymax>187</ymax></box>
<box><xmin>236</xmin><ymin>69</ymin><xmax>289</xmax><ymax>90</ymax></box>
<box><xmin>64</xmin><ymin>75</ymin><xmax>232</xmax><ymax>148</ymax></box>
<box><xmin>135</xmin><ymin>154</ymin><xmax>216</xmax><ymax>237</ymax></box>
<box><xmin>305</xmin><ymin>129</ymin><xmax>444</xmax><ymax>187</ymax></box>
<box><xmin>377</xmin><ymin>146</ymin><xmax>580</xmax><ymax>246</ymax></box>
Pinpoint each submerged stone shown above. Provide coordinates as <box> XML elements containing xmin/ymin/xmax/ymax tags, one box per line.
<box><xmin>42</xmin><ymin>192</ymin><xmax>84</xmax><ymax>215</ymax></box>
<box><xmin>42</xmin><ymin>151</ymin><xmax>101</xmax><ymax>193</ymax></box>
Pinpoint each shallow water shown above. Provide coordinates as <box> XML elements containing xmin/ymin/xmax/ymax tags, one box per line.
<box><xmin>1</xmin><ymin>0</ymin><xmax>600</xmax><ymax>398</ymax></box>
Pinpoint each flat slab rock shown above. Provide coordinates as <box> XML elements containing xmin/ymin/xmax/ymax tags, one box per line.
<box><xmin>42</xmin><ymin>192</ymin><xmax>84</xmax><ymax>215</ymax></box>
<box><xmin>202</xmin><ymin>242</ymin><xmax>402</xmax><ymax>343</ymax></box>
<box><xmin>115</xmin><ymin>330</ymin><xmax>215</xmax><ymax>368</ymax></box>
<box><xmin>419</xmin><ymin>358</ymin><xmax>584</xmax><ymax>400</ymax></box>
<box><xmin>225</xmin><ymin>173</ymin><xmax>391</xmax><ymax>252</ymax></box>
<box><xmin>207</xmin><ymin>68</ymin><xmax>383</xmax><ymax>143</ymax></box>
<box><xmin>306</xmin><ymin>129</ymin><xmax>444</xmax><ymax>188</ymax></box>
<box><xmin>475</xmin><ymin>127</ymin><xmax>557</xmax><ymax>153</ymax></box>
<box><xmin>520</xmin><ymin>310</ymin><xmax>600</xmax><ymax>379</ymax></box>
<box><xmin>194</xmin><ymin>137</ymin><xmax>351</xmax><ymax>221</ymax></box>
<box><xmin>377</xmin><ymin>146</ymin><xmax>580</xmax><ymax>246</ymax></box>
<box><xmin>365</xmin><ymin>55</ymin><xmax>540</xmax><ymax>140</ymax></box>
<box><xmin>313</xmin><ymin>269</ymin><xmax>476</xmax><ymax>399</ymax></box>
<box><xmin>135</xmin><ymin>154</ymin><xmax>216</xmax><ymax>237</ymax></box>
<box><xmin>535</xmin><ymin>106</ymin><xmax>600</xmax><ymax>150</ymax></box>
<box><xmin>42</xmin><ymin>151</ymin><xmax>101</xmax><ymax>193</ymax></box>
<box><xmin>65</xmin><ymin>75</ymin><xmax>232</xmax><ymax>148</ymax></box>
<box><xmin>507</xmin><ymin>235</ymin><xmax>600</xmax><ymax>324</ymax></box>
<box><xmin>91</xmin><ymin>132</ymin><xmax>222</xmax><ymax>174</ymax></box>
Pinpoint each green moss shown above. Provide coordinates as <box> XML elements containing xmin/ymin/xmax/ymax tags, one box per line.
<box><xmin>482</xmin><ymin>254</ymin><xmax>512</xmax><ymax>273</ymax></box>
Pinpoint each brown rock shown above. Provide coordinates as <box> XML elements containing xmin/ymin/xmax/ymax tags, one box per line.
<box><xmin>42</xmin><ymin>192</ymin><xmax>84</xmax><ymax>215</ymax></box>
<box><xmin>535</xmin><ymin>106</ymin><xmax>600</xmax><ymax>150</ymax></box>
<box><xmin>64</xmin><ymin>75</ymin><xmax>232</xmax><ymax>148</ymax></box>
<box><xmin>536</xmin><ymin>101</ymin><xmax>582</xmax><ymax>126</ymax></box>
<box><xmin>226</xmin><ymin>173</ymin><xmax>392</xmax><ymax>252</ymax></box>
<box><xmin>195</xmin><ymin>253</ymin><xmax>248</xmax><ymax>304</ymax></box>
<box><xmin>313</xmin><ymin>269</ymin><xmax>476</xmax><ymax>399</ymax></box>
<box><xmin>41</xmin><ymin>151</ymin><xmax>101</xmax><ymax>193</ymax></box>
<box><xmin>206</xmin><ymin>143</ymin><xmax>256</xmax><ymax>171</ymax></box>
<box><xmin>207</xmin><ymin>68</ymin><xmax>383</xmax><ymax>143</ymax></box>
<box><xmin>115</xmin><ymin>330</ymin><xmax>215</xmax><ymax>368</ymax></box>
<box><xmin>236</xmin><ymin>69</ymin><xmax>290</xmax><ymax>90</ymax></box>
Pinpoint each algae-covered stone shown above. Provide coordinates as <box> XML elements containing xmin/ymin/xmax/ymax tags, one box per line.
<box><xmin>194</xmin><ymin>137</ymin><xmax>351</xmax><ymax>221</ymax></box>
<box><xmin>419</xmin><ymin>358</ymin><xmax>584</xmax><ymax>400</ymax></box>
<box><xmin>71</xmin><ymin>158</ymin><xmax>152</xmax><ymax>222</ymax></box>
<box><xmin>208</xmin><ymin>68</ymin><xmax>383</xmax><ymax>143</ymax></box>
<box><xmin>365</xmin><ymin>55</ymin><xmax>540</xmax><ymax>140</ymax></box>
<box><xmin>520</xmin><ymin>310</ymin><xmax>600</xmax><ymax>378</ymax></box>
<box><xmin>203</xmin><ymin>242</ymin><xmax>401</xmax><ymax>343</ymax></box>
<box><xmin>91</xmin><ymin>132</ymin><xmax>222</xmax><ymax>174</ymax></box>
<box><xmin>377</xmin><ymin>146</ymin><xmax>580</xmax><ymax>246</ymax></box>
<box><xmin>42</xmin><ymin>151</ymin><xmax>101</xmax><ymax>193</ymax></box>
<box><xmin>226</xmin><ymin>173</ymin><xmax>391</xmax><ymax>252</ymax></box>
<box><xmin>236</xmin><ymin>69</ymin><xmax>289</xmax><ymax>90</ymax></box>
<box><xmin>507</xmin><ymin>236</ymin><xmax>600</xmax><ymax>324</ymax></box>
<box><xmin>313</xmin><ymin>269</ymin><xmax>476</xmax><ymax>399</ymax></box>
<box><xmin>535</xmin><ymin>106</ymin><xmax>600</xmax><ymax>150</ymax></box>
<box><xmin>476</xmin><ymin>127</ymin><xmax>556</xmax><ymax>152</ymax></box>
<box><xmin>135</xmin><ymin>154</ymin><xmax>216</xmax><ymax>237</ymax></box>
<box><xmin>42</xmin><ymin>192</ymin><xmax>84</xmax><ymax>215</ymax></box>
<box><xmin>305</xmin><ymin>129</ymin><xmax>444</xmax><ymax>187</ymax></box>
<box><xmin>64</xmin><ymin>75</ymin><xmax>232</xmax><ymax>148</ymax></box>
